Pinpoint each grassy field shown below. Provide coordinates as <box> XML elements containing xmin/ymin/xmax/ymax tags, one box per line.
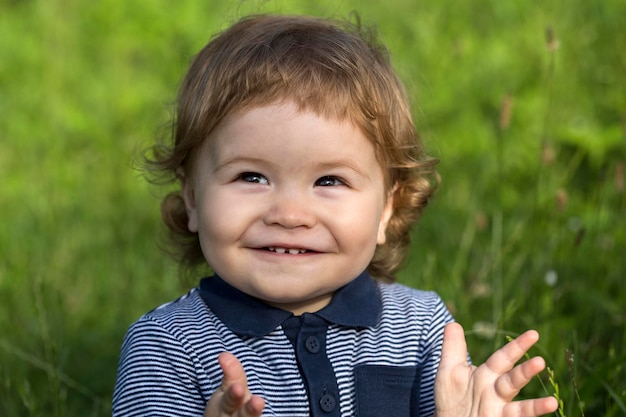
<box><xmin>1</xmin><ymin>0</ymin><xmax>624</xmax><ymax>415</ymax></box>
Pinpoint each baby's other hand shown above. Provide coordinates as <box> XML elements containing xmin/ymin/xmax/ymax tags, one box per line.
<box><xmin>204</xmin><ymin>352</ymin><xmax>265</xmax><ymax>417</ymax></box>
<box><xmin>435</xmin><ymin>322</ymin><xmax>558</xmax><ymax>417</ymax></box>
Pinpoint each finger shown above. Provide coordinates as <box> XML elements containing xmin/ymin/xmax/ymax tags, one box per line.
<box><xmin>204</xmin><ymin>389</ymin><xmax>265</xmax><ymax>417</ymax></box>
<box><xmin>219</xmin><ymin>352</ymin><xmax>250</xmax><ymax>392</ymax></box>
<box><xmin>219</xmin><ymin>383</ymin><xmax>247</xmax><ymax>415</ymax></box>
<box><xmin>203</xmin><ymin>380</ymin><xmax>246</xmax><ymax>417</ymax></box>
<box><xmin>243</xmin><ymin>395</ymin><xmax>266</xmax><ymax>417</ymax></box>
<box><xmin>495</xmin><ymin>356</ymin><xmax>547</xmax><ymax>400</ymax></box>
<box><xmin>204</xmin><ymin>352</ymin><xmax>265</xmax><ymax>417</ymax></box>
<box><xmin>217</xmin><ymin>352</ymin><xmax>252</xmax><ymax>413</ymax></box>
<box><xmin>439</xmin><ymin>322</ymin><xmax>470</xmax><ymax>370</ymax></box>
<box><xmin>503</xmin><ymin>396</ymin><xmax>559</xmax><ymax>416</ymax></box>
<box><xmin>484</xmin><ymin>330</ymin><xmax>539</xmax><ymax>374</ymax></box>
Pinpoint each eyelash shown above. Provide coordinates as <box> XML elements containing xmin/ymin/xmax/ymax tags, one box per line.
<box><xmin>235</xmin><ymin>173</ymin><xmax>346</xmax><ymax>187</ymax></box>
<box><xmin>315</xmin><ymin>176</ymin><xmax>346</xmax><ymax>187</ymax></box>
<box><xmin>237</xmin><ymin>172</ymin><xmax>269</xmax><ymax>184</ymax></box>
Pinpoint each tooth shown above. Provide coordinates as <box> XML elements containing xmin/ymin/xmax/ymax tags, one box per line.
<box><xmin>288</xmin><ymin>249</ymin><xmax>300</xmax><ymax>255</ymax></box>
<box><xmin>275</xmin><ymin>248</ymin><xmax>286</xmax><ymax>254</ymax></box>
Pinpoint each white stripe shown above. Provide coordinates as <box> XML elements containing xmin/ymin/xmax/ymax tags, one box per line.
<box><xmin>113</xmin><ymin>282</ymin><xmax>453</xmax><ymax>417</ymax></box>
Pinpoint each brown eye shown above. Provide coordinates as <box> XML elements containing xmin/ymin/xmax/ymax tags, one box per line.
<box><xmin>238</xmin><ymin>172</ymin><xmax>269</xmax><ymax>185</ymax></box>
<box><xmin>315</xmin><ymin>176</ymin><xmax>344</xmax><ymax>186</ymax></box>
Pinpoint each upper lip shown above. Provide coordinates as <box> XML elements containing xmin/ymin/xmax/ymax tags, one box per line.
<box><xmin>250</xmin><ymin>243</ymin><xmax>322</xmax><ymax>253</ymax></box>
<box><xmin>265</xmin><ymin>247</ymin><xmax>310</xmax><ymax>254</ymax></box>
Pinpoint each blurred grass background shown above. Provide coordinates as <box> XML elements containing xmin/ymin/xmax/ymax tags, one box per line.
<box><xmin>1</xmin><ymin>0</ymin><xmax>624</xmax><ymax>415</ymax></box>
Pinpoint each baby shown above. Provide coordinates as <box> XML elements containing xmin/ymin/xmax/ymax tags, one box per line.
<box><xmin>113</xmin><ymin>14</ymin><xmax>558</xmax><ymax>417</ymax></box>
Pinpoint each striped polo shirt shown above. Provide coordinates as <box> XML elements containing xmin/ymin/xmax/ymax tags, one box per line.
<box><xmin>112</xmin><ymin>272</ymin><xmax>454</xmax><ymax>416</ymax></box>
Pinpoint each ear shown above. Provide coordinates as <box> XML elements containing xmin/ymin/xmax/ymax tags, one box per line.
<box><xmin>376</xmin><ymin>187</ymin><xmax>395</xmax><ymax>245</ymax></box>
<box><xmin>179</xmin><ymin>168</ymin><xmax>199</xmax><ymax>233</ymax></box>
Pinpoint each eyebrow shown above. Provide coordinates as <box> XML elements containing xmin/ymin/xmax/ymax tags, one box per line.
<box><xmin>212</xmin><ymin>156</ymin><xmax>272</xmax><ymax>174</ymax></box>
<box><xmin>214</xmin><ymin>156</ymin><xmax>371</xmax><ymax>179</ymax></box>
<box><xmin>315</xmin><ymin>160</ymin><xmax>371</xmax><ymax>180</ymax></box>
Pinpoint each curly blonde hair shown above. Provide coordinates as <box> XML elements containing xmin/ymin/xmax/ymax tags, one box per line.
<box><xmin>144</xmin><ymin>14</ymin><xmax>438</xmax><ymax>282</ymax></box>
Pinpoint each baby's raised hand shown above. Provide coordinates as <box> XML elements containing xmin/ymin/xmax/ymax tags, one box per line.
<box><xmin>435</xmin><ymin>322</ymin><xmax>558</xmax><ymax>417</ymax></box>
<box><xmin>204</xmin><ymin>352</ymin><xmax>265</xmax><ymax>417</ymax></box>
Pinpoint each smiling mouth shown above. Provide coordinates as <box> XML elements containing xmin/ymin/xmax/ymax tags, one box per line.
<box><xmin>264</xmin><ymin>247</ymin><xmax>310</xmax><ymax>255</ymax></box>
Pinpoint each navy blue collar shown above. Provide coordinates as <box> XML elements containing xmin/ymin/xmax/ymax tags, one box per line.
<box><xmin>199</xmin><ymin>271</ymin><xmax>381</xmax><ymax>337</ymax></box>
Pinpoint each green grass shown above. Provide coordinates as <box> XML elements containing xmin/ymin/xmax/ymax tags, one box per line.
<box><xmin>1</xmin><ymin>0</ymin><xmax>625</xmax><ymax>415</ymax></box>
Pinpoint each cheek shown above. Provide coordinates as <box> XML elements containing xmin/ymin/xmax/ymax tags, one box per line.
<box><xmin>195</xmin><ymin>199</ymin><xmax>236</xmax><ymax>270</ymax></box>
<box><xmin>195</xmin><ymin>192</ymin><xmax>228</xmax><ymax>241</ymax></box>
<box><xmin>334</xmin><ymin>201</ymin><xmax>385</xmax><ymax>249</ymax></box>
<box><xmin>197</xmin><ymin>192</ymin><xmax>254</xmax><ymax>242</ymax></box>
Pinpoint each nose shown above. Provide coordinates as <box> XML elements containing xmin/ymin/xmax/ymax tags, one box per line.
<box><xmin>263</xmin><ymin>189</ymin><xmax>316</xmax><ymax>229</ymax></box>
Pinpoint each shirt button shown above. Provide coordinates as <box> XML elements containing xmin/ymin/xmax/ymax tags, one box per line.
<box><xmin>305</xmin><ymin>335</ymin><xmax>321</xmax><ymax>353</ymax></box>
<box><xmin>319</xmin><ymin>393</ymin><xmax>336</xmax><ymax>412</ymax></box>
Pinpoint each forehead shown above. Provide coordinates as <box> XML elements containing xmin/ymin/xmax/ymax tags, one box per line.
<box><xmin>199</xmin><ymin>102</ymin><xmax>384</xmax><ymax>176</ymax></box>
<box><xmin>212</xmin><ymin>99</ymin><xmax>387</xmax><ymax>157</ymax></box>
<box><xmin>212</xmin><ymin>102</ymin><xmax>369</xmax><ymax>152</ymax></box>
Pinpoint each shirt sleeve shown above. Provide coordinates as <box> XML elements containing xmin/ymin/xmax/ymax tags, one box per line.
<box><xmin>112</xmin><ymin>317</ymin><xmax>207</xmax><ymax>417</ymax></box>
<box><xmin>417</xmin><ymin>294</ymin><xmax>455</xmax><ymax>417</ymax></box>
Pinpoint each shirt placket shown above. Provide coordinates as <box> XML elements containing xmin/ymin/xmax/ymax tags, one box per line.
<box><xmin>295</xmin><ymin>314</ymin><xmax>341</xmax><ymax>417</ymax></box>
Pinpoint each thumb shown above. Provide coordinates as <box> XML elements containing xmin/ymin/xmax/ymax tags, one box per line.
<box><xmin>218</xmin><ymin>351</ymin><xmax>253</xmax><ymax>413</ymax></box>
<box><xmin>204</xmin><ymin>352</ymin><xmax>252</xmax><ymax>417</ymax></box>
<box><xmin>218</xmin><ymin>351</ymin><xmax>250</xmax><ymax>394</ymax></box>
<box><xmin>439</xmin><ymin>322</ymin><xmax>469</xmax><ymax>369</ymax></box>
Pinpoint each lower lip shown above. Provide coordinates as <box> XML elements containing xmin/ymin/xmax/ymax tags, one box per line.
<box><xmin>252</xmin><ymin>248</ymin><xmax>318</xmax><ymax>257</ymax></box>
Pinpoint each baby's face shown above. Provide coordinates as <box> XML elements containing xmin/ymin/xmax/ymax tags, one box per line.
<box><xmin>182</xmin><ymin>101</ymin><xmax>393</xmax><ymax>315</ymax></box>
